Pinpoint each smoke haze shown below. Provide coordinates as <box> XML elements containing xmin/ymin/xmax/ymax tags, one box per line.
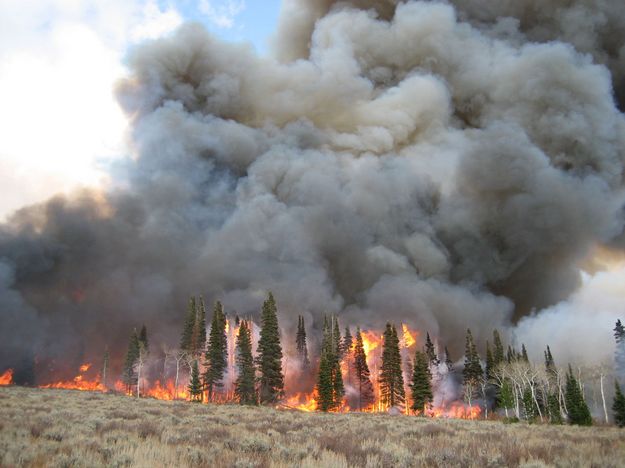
<box><xmin>1</xmin><ymin>0</ymin><xmax>625</xmax><ymax>380</ymax></box>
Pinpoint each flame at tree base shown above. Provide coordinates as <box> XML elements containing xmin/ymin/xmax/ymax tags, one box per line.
<box><xmin>0</xmin><ymin>369</ymin><xmax>13</xmax><ymax>385</ymax></box>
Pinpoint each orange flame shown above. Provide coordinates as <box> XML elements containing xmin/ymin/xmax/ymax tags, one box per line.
<box><xmin>39</xmin><ymin>363</ymin><xmax>105</xmax><ymax>392</ymax></box>
<box><xmin>0</xmin><ymin>369</ymin><xmax>13</xmax><ymax>385</ymax></box>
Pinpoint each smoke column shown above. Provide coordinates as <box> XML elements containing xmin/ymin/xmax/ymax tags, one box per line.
<box><xmin>1</xmin><ymin>0</ymin><xmax>624</xmax><ymax>381</ymax></box>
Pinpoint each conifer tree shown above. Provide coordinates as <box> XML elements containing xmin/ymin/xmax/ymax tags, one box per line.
<box><xmin>485</xmin><ymin>341</ymin><xmax>494</xmax><ymax>381</ymax></box>
<box><xmin>565</xmin><ymin>365</ymin><xmax>592</xmax><ymax>426</ymax></box>
<box><xmin>341</xmin><ymin>326</ymin><xmax>353</xmax><ymax>358</ymax></box>
<box><xmin>613</xmin><ymin>380</ymin><xmax>625</xmax><ymax>427</ymax></box>
<box><xmin>506</xmin><ymin>345</ymin><xmax>516</xmax><ymax>363</ymax></box>
<box><xmin>493</xmin><ymin>329</ymin><xmax>504</xmax><ymax>366</ymax></box>
<box><xmin>614</xmin><ymin>319</ymin><xmax>625</xmax><ymax>379</ymax></box>
<box><xmin>188</xmin><ymin>360</ymin><xmax>202</xmax><ymax>402</ymax></box>
<box><xmin>444</xmin><ymin>346</ymin><xmax>453</xmax><ymax>371</ymax></box>
<box><xmin>352</xmin><ymin>327</ymin><xmax>374</xmax><ymax>410</ymax></box>
<box><xmin>257</xmin><ymin>292</ymin><xmax>285</xmax><ymax>404</ymax></box>
<box><xmin>295</xmin><ymin>315</ymin><xmax>310</xmax><ymax>368</ymax></box>
<box><xmin>379</xmin><ymin>323</ymin><xmax>405</xmax><ymax>409</ymax></box>
<box><xmin>462</xmin><ymin>328</ymin><xmax>483</xmax><ymax>406</ymax></box>
<box><xmin>499</xmin><ymin>378</ymin><xmax>514</xmax><ymax>418</ymax></box>
<box><xmin>332</xmin><ymin>316</ymin><xmax>342</xmax><ymax>358</ymax></box>
<box><xmin>235</xmin><ymin>320</ymin><xmax>257</xmax><ymax>405</ymax></box>
<box><xmin>139</xmin><ymin>325</ymin><xmax>149</xmax><ymax>353</ymax></box>
<box><xmin>204</xmin><ymin>301</ymin><xmax>228</xmax><ymax>401</ymax></box>
<box><xmin>180</xmin><ymin>296</ymin><xmax>197</xmax><ymax>353</ymax></box>
<box><xmin>424</xmin><ymin>332</ymin><xmax>439</xmax><ymax>366</ymax></box>
<box><xmin>548</xmin><ymin>393</ymin><xmax>563</xmax><ymax>424</ymax></box>
<box><xmin>101</xmin><ymin>347</ymin><xmax>109</xmax><ymax>389</ymax></box>
<box><xmin>410</xmin><ymin>349</ymin><xmax>433</xmax><ymax>414</ymax></box>
<box><xmin>523</xmin><ymin>387</ymin><xmax>535</xmax><ymax>421</ymax></box>
<box><xmin>316</xmin><ymin>316</ymin><xmax>344</xmax><ymax>411</ymax></box>
<box><xmin>521</xmin><ymin>344</ymin><xmax>529</xmax><ymax>363</ymax></box>
<box><xmin>122</xmin><ymin>330</ymin><xmax>140</xmax><ymax>393</ymax></box>
<box><xmin>191</xmin><ymin>296</ymin><xmax>207</xmax><ymax>356</ymax></box>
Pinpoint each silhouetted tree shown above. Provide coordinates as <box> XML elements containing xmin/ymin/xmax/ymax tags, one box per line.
<box><xmin>257</xmin><ymin>292</ymin><xmax>284</xmax><ymax>404</ymax></box>
<box><xmin>410</xmin><ymin>350</ymin><xmax>433</xmax><ymax>415</ymax></box>
<box><xmin>352</xmin><ymin>327</ymin><xmax>374</xmax><ymax>411</ymax></box>
<box><xmin>235</xmin><ymin>320</ymin><xmax>257</xmax><ymax>405</ymax></box>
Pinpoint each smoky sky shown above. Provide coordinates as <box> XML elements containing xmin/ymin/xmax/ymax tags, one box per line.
<box><xmin>1</xmin><ymin>0</ymin><xmax>624</xmax><ymax>381</ymax></box>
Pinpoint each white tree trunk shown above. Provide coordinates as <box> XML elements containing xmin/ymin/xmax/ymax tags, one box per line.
<box><xmin>600</xmin><ymin>373</ymin><xmax>609</xmax><ymax>424</ymax></box>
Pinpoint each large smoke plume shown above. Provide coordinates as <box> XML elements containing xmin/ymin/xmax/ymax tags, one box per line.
<box><xmin>1</xmin><ymin>0</ymin><xmax>624</xmax><ymax>381</ymax></box>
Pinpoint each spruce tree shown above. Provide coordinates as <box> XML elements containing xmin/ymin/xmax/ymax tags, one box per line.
<box><xmin>122</xmin><ymin>330</ymin><xmax>140</xmax><ymax>393</ymax></box>
<box><xmin>613</xmin><ymin>380</ymin><xmax>625</xmax><ymax>427</ymax></box>
<box><xmin>341</xmin><ymin>326</ymin><xmax>353</xmax><ymax>358</ymax></box>
<box><xmin>499</xmin><ymin>378</ymin><xmax>514</xmax><ymax>417</ymax></box>
<box><xmin>462</xmin><ymin>329</ymin><xmax>483</xmax><ymax>406</ymax></box>
<box><xmin>257</xmin><ymin>292</ymin><xmax>285</xmax><ymax>404</ymax></box>
<box><xmin>139</xmin><ymin>325</ymin><xmax>149</xmax><ymax>353</ymax></box>
<box><xmin>424</xmin><ymin>332</ymin><xmax>439</xmax><ymax>366</ymax></box>
<box><xmin>352</xmin><ymin>327</ymin><xmax>374</xmax><ymax>410</ymax></box>
<box><xmin>410</xmin><ymin>349</ymin><xmax>433</xmax><ymax>414</ymax></box>
<box><xmin>444</xmin><ymin>346</ymin><xmax>453</xmax><ymax>371</ymax></box>
<box><xmin>614</xmin><ymin>319</ymin><xmax>625</xmax><ymax>379</ymax></box>
<box><xmin>548</xmin><ymin>393</ymin><xmax>563</xmax><ymax>424</ymax></box>
<box><xmin>523</xmin><ymin>387</ymin><xmax>536</xmax><ymax>421</ymax></box>
<box><xmin>192</xmin><ymin>296</ymin><xmax>207</xmax><ymax>356</ymax></box>
<box><xmin>565</xmin><ymin>365</ymin><xmax>592</xmax><ymax>426</ymax></box>
<box><xmin>521</xmin><ymin>344</ymin><xmax>529</xmax><ymax>363</ymax></box>
<box><xmin>188</xmin><ymin>360</ymin><xmax>202</xmax><ymax>402</ymax></box>
<box><xmin>180</xmin><ymin>296</ymin><xmax>196</xmax><ymax>353</ymax></box>
<box><xmin>493</xmin><ymin>329</ymin><xmax>504</xmax><ymax>366</ymax></box>
<box><xmin>485</xmin><ymin>341</ymin><xmax>494</xmax><ymax>381</ymax></box>
<box><xmin>295</xmin><ymin>315</ymin><xmax>310</xmax><ymax>368</ymax></box>
<box><xmin>379</xmin><ymin>323</ymin><xmax>405</xmax><ymax>409</ymax></box>
<box><xmin>332</xmin><ymin>316</ymin><xmax>342</xmax><ymax>358</ymax></box>
<box><xmin>204</xmin><ymin>301</ymin><xmax>228</xmax><ymax>401</ymax></box>
<box><xmin>235</xmin><ymin>320</ymin><xmax>257</xmax><ymax>405</ymax></box>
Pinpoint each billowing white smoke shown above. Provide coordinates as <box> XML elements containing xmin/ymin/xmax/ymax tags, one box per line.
<box><xmin>1</xmin><ymin>0</ymin><xmax>625</xmax><ymax>377</ymax></box>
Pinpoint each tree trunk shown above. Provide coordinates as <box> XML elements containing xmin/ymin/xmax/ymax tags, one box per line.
<box><xmin>600</xmin><ymin>373</ymin><xmax>609</xmax><ymax>424</ymax></box>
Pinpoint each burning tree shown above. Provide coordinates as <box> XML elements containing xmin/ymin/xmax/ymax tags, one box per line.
<box><xmin>379</xmin><ymin>323</ymin><xmax>405</xmax><ymax>411</ymax></box>
<box><xmin>257</xmin><ymin>292</ymin><xmax>284</xmax><ymax>404</ymax></box>
<box><xmin>122</xmin><ymin>329</ymin><xmax>140</xmax><ymax>394</ymax></box>
<box><xmin>295</xmin><ymin>315</ymin><xmax>310</xmax><ymax>369</ymax></box>
<box><xmin>462</xmin><ymin>328</ymin><xmax>482</xmax><ymax>408</ymax></box>
<box><xmin>353</xmin><ymin>327</ymin><xmax>374</xmax><ymax>411</ymax></box>
<box><xmin>316</xmin><ymin>316</ymin><xmax>345</xmax><ymax>411</ymax></box>
<box><xmin>235</xmin><ymin>320</ymin><xmax>257</xmax><ymax>405</ymax></box>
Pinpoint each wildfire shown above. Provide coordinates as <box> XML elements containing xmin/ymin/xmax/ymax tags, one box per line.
<box><xmin>283</xmin><ymin>392</ymin><xmax>317</xmax><ymax>412</ymax></box>
<box><xmin>39</xmin><ymin>363</ymin><xmax>106</xmax><ymax>392</ymax></box>
<box><xmin>0</xmin><ymin>369</ymin><xmax>13</xmax><ymax>385</ymax></box>
<box><xmin>144</xmin><ymin>379</ymin><xmax>189</xmax><ymax>401</ymax></box>
<box><xmin>426</xmin><ymin>403</ymin><xmax>482</xmax><ymax>420</ymax></box>
<box><xmin>401</xmin><ymin>323</ymin><xmax>417</xmax><ymax>348</ymax></box>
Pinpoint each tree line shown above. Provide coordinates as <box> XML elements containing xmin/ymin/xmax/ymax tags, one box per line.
<box><xmin>117</xmin><ymin>293</ymin><xmax>625</xmax><ymax>425</ymax></box>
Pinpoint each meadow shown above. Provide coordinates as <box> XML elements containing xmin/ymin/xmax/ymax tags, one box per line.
<box><xmin>1</xmin><ymin>386</ymin><xmax>624</xmax><ymax>467</ymax></box>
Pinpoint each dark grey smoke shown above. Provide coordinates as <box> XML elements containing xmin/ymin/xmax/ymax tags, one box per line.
<box><xmin>1</xmin><ymin>0</ymin><xmax>624</xmax><ymax>381</ymax></box>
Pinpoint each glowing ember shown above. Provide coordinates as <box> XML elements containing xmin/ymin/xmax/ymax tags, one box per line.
<box><xmin>0</xmin><ymin>369</ymin><xmax>13</xmax><ymax>385</ymax></box>
<box><xmin>79</xmin><ymin>363</ymin><xmax>91</xmax><ymax>372</ymax></box>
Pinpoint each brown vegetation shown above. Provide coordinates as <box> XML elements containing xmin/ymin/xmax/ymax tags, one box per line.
<box><xmin>1</xmin><ymin>386</ymin><xmax>624</xmax><ymax>467</ymax></box>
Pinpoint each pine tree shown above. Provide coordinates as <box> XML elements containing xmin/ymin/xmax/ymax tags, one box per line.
<box><xmin>499</xmin><ymin>378</ymin><xmax>514</xmax><ymax>418</ymax></box>
<box><xmin>548</xmin><ymin>392</ymin><xmax>563</xmax><ymax>424</ymax></box>
<box><xmin>204</xmin><ymin>301</ymin><xmax>228</xmax><ymax>401</ymax></box>
<box><xmin>341</xmin><ymin>326</ymin><xmax>353</xmax><ymax>358</ymax></box>
<box><xmin>410</xmin><ymin>349</ymin><xmax>433</xmax><ymax>415</ymax></box>
<box><xmin>122</xmin><ymin>330</ymin><xmax>140</xmax><ymax>393</ymax></box>
<box><xmin>462</xmin><ymin>329</ymin><xmax>483</xmax><ymax>406</ymax></box>
<box><xmin>613</xmin><ymin>380</ymin><xmax>625</xmax><ymax>427</ymax></box>
<box><xmin>444</xmin><ymin>346</ymin><xmax>453</xmax><ymax>371</ymax></box>
<box><xmin>614</xmin><ymin>319</ymin><xmax>625</xmax><ymax>379</ymax></box>
<box><xmin>506</xmin><ymin>345</ymin><xmax>516</xmax><ymax>363</ymax></box>
<box><xmin>424</xmin><ymin>332</ymin><xmax>439</xmax><ymax>366</ymax></box>
<box><xmin>493</xmin><ymin>329</ymin><xmax>504</xmax><ymax>366</ymax></box>
<box><xmin>188</xmin><ymin>360</ymin><xmax>202</xmax><ymax>402</ymax></box>
<box><xmin>139</xmin><ymin>325</ymin><xmax>149</xmax><ymax>353</ymax></box>
<box><xmin>523</xmin><ymin>387</ymin><xmax>536</xmax><ymax>421</ymax></box>
<box><xmin>352</xmin><ymin>327</ymin><xmax>374</xmax><ymax>410</ymax></box>
<box><xmin>565</xmin><ymin>365</ymin><xmax>592</xmax><ymax>426</ymax></box>
<box><xmin>379</xmin><ymin>323</ymin><xmax>405</xmax><ymax>409</ymax></box>
<box><xmin>332</xmin><ymin>316</ymin><xmax>342</xmax><ymax>358</ymax></box>
<box><xmin>316</xmin><ymin>316</ymin><xmax>344</xmax><ymax>411</ymax></box>
<box><xmin>295</xmin><ymin>316</ymin><xmax>310</xmax><ymax>368</ymax></box>
<box><xmin>544</xmin><ymin>345</ymin><xmax>557</xmax><ymax>385</ymax></box>
<box><xmin>257</xmin><ymin>292</ymin><xmax>285</xmax><ymax>404</ymax></box>
<box><xmin>180</xmin><ymin>296</ymin><xmax>196</xmax><ymax>353</ymax></box>
<box><xmin>521</xmin><ymin>344</ymin><xmax>529</xmax><ymax>363</ymax></box>
<box><xmin>485</xmin><ymin>341</ymin><xmax>494</xmax><ymax>381</ymax></box>
<box><xmin>235</xmin><ymin>320</ymin><xmax>257</xmax><ymax>405</ymax></box>
<box><xmin>192</xmin><ymin>295</ymin><xmax>207</xmax><ymax>356</ymax></box>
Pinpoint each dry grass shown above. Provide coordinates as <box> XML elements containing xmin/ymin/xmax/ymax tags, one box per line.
<box><xmin>1</xmin><ymin>386</ymin><xmax>624</xmax><ymax>467</ymax></box>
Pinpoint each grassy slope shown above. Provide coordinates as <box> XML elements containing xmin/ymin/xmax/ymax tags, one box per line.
<box><xmin>1</xmin><ymin>386</ymin><xmax>624</xmax><ymax>467</ymax></box>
